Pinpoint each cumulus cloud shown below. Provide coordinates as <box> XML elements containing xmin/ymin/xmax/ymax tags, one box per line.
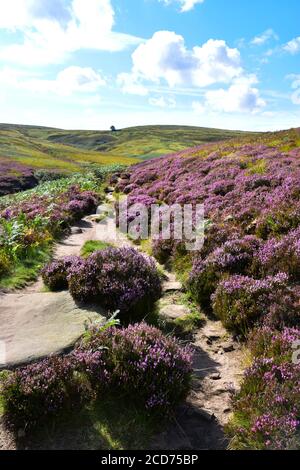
<box><xmin>0</xmin><ymin>0</ymin><xmax>141</xmax><ymax>65</ymax></box>
<box><xmin>251</xmin><ymin>29</ymin><xmax>278</xmax><ymax>45</ymax></box>
<box><xmin>283</xmin><ymin>37</ymin><xmax>300</xmax><ymax>54</ymax></box>
<box><xmin>292</xmin><ymin>89</ymin><xmax>300</xmax><ymax>105</ymax></box>
<box><xmin>161</xmin><ymin>0</ymin><xmax>205</xmax><ymax>12</ymax></box>
<box><xmin>149</xmin><ymin>96</ymin><xmax>176</xmax><ymax>108</ymax></box>
<box><xmin>0</xmin><ymin>66</ymin><xmax>105</xmax><ymax>96</ymax></box>
<box><xmin>192</xmin><ymin>76</ymin><xmax>266</xmax><ymax>114</ymax></box>
<box><xmin>119</xmin><ymin>31</ymin><xmax>243</xmax><ymax>93</ymax></box>
<box><xmin>288</xmin><ymin>74</ymin><xmax>300</xmax><ymax>104</ymax></box>
<box><xmin>117</xmin><ymin>73</ymin><xmax>149</xmax><ymax>96</ymax></box>
<box><xmin>27</xmin><ymin>66</ymin><xmax>105</xmax><ymax>95</ymax></box>
<box><xmin>192</xmin><ymin>101</ymin><xmax>206</xmax><ymax>114</ymax></box>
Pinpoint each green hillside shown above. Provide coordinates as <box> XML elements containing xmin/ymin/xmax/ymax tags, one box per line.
<box><xmin>0</xmin><ymin>123</ymin><xmax>254</xmax><ymax>169</ymax></box>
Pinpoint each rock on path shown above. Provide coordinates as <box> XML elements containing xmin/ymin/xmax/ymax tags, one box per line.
<box><xmin>0</xmin><ymin>291</ymin><xmax>103</xmax><ymax>369</ymax></box>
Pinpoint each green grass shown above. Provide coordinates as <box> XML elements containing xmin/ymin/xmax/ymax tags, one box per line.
<box><xmin>246</xmin><ymin>159</ymin><xmax>267</xmax><ymax>175</ymax></box>
<box><xmin>80</xmin><ymin>240</ymin><xmax>112</xmax><ymax>258</ymax></box>
<box><xmin>0</xmin><ymin>248</ymin><xmax>52</xmax><ymax>290</ymax></box>
<box><xmin>78</xmin><ymin>397</ymin><xmax>162</xmax><ymax>450</ymax></box>
<box><xmin>0</xmin><ymin>123</ymin><xmax>254</xmax><ymax>175</ymax></box>
<box><xmin>0</xmin><ymin>395</ymin><xmax>162</xmax><ymax>450</ymax></box>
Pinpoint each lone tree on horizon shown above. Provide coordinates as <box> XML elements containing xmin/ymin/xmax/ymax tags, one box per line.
<box><xmin>110</xmin><ymin>125</ymin><xmax>116</xmax><ymax>132</ymax></box>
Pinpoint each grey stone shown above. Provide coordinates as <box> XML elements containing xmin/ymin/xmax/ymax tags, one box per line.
<box><xmin>205</xmin><ymin>333</ymin><xmax>221</xmax><ymax>342</ymax></box>
<box><xmin>162</xmin><ymin>281</ymin><xmax>183</xmax><ymax>292</ymax></box>
<box><xmin>223</xmin><ymin>408</ymin><xmax>232</xmax><ymax>414</ymax></box>
<box><xmin>159</xmin><ymin>304</ymin><xmax>189</xmax><ymax>320</ymax></box>
<box><xmin>210</xmin><ymin>372</ymin><xmax>221</xmax><ymax>381</ymax></box>
<box><xmin>0</xmin><ymin>291</ymin><xmax>104</xmax><ymax>369</ymax></box>
<box><xmin>104</xmin><ymin>186</ymin><xmax>114</xmax><ymax>194</ymax></box>
<box><xmin>71</xmin><ymin>227</ymin><xmax>83</xmax><ymax>235</ymax></box>
<box><xmin>221</xmin><ymin>342</ymin><xmax>235</xmax><ymax>353</ymax></box>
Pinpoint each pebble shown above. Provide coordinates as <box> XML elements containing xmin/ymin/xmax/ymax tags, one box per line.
<box><xmin>210</xmin><ymin>372</ymin><xmax>221</xmax><ymax>381</ymax></box>
<box><xmin>221</xmin><ymin>342</ymin><xmax>235</xmax><ymax>353</ymax></box>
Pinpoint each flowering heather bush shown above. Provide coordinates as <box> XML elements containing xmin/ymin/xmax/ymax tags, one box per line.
<box><xmin>0</xmin><ymin>160</ymin><xmax>37</xmax><ymax>196</ymax></box>
<box><xmin>212</xmin><ymin>273</ymin><xmax>292</xmax><ymax>334</ymax></box>
<box><xmin>257</xmin><ymin>227</ymin><xmax>300</xmax><ymax>280</ymax></box>
<box><xmin>188</xmin><ymin>236</ymin><xmax>261</xmax><ymax>310</ymax></box>
<box><xmin>42</xmin><ymin>256</ymin><xmax>84</xmax><ymax>291</ymax></box>
<box><xmin>75</xmin><ymin>322</ymin><xmax>193</xmax><ymax>412</ymax></box>
<box><xmin>229</xmin><ymin>327</ymin><xmax>300</xmax><ymax>449</ymax></box>
<box><xmin>1</xmin><ymin>355</ymin><xmax>90</xmax><ymax>428</ymax></box>
<box><xmin>68</xmin><ymin>247</ymin><xmax>162</xmax><ymax>318</ymax></box>
<box><xmin>119</xmin><ymin>136</ymin><xmax>300</xmax><ymax>316</ymax></box>
<box><xmin>64</xmin><ymin>188</ymin><xmax>98</xmax><ymax>221</ymax></box>
<box><xmin>151</xmin><ymin>237</ymin><xmax>174</xmax><ymax>264</ymax></box>
<box><xmin>1</xmin><ymin>324</ymin><xmax>192</xmax><ymax>427</ymax></box>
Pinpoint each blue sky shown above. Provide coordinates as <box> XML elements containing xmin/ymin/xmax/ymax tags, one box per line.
<box><xmin>0</xmin><ymin>0</ymin><xmax>299</xmax><ymax>131</ymax></box>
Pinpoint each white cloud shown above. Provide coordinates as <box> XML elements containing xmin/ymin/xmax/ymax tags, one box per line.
<box><xmin>192</xmin><ymin>101</ymin><xmax>206</xmax><ymax>114</ymax></box>
<box><xmin>288</xmin><ymin>74</ymin><xmax>300</xmax><ymax>104</ymax></box>
<box><xmin>251</xmin><ymin>29</ymin><xmax>278</xmax><ymax>45</ymax></box>
<box><xmin>0</xmin><ymin>66</ymin><xmax>105</xmax><ymax>96</ymax></box>
<box><xmin>292</xmin><ymin>89</ymin><xmax>300</xmax><ymax>105</ymax></box>
<box><xmin>0</xmin><ymin>0</ymin><xmax>72</xmax><ymax>29</ymax></box>
<box><xmin>26</xmin><ymin>66</ymin><xmax>105</xmax><ymax>95</ymax></box>
<box><xmin>192</xmin><ymin>76</ymin><xmax>266</xmax><ymax>114</ymax></box>
<box><xmin>0</xmin><ymin>0</ymin><xmax>141</xmax><ymax>65</ymax></box>
<box><xmin>161</xmin><ymin>0</ymin><xmax>205</xmax><ymax>12</ymax></box>
<box><xmin>120</xmin><ymin>31</ymin><xmax>243</xmax><ymax>94</ymax></box>
<box><xmin>117</xmin><ymin>73</ymin><xmax>149</xmax><ymax>96</ymax></box>
<box><xmin>149</xmin><ymin>96</ymin><xmax>176</xmax><ymax>108</ymax></box>
<box><xmin>283</xmin><ymin>37</ymin><xmax>300</xmax><ymax>54</ymax></box>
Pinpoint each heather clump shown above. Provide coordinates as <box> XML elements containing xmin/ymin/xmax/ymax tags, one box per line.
<box><xmin>151</xmin><ymin>237</ymin><xmax>174</xmax><ymax>264</ymax></box>
<box><xmin>212</xmin><ymin>273</ymin><xmax>291</xmax><ymax>334</ymax></box>
<box><xmin>1</xmin><ymin>355</ymin><xmax>90</xmax><ymax>428</ymax></box>
<box><xmin>188</xmin><ymin>236</ymin><xmax>261</xmax><ymax>310</ymax></box>
<box><xmin>1</xmin><ymin>324</ymin><xmax>193</xmax><ymax>428</ymax></box>
<box><xmin>42</xmin><ymin>256</ymin><xmax>84</xmax><ymax>291</ymax></box>
<box><xmin>68</xmin><ymin>247</ymin><xmax>162</xmax><ymax>319</ymax></box>
<box><xmin>229</xmin><ymin>327</ymin><xmax>300</xmax><ymax>450</ymax></box>
<box><xmin>75</xmin><ymin>322</ymin><xmax>193</xmax><ymax>412</ymax></box>
<box><xmin>64</xmin><ymin>188</ymin><xmax>98</xmax><ymax>221</ymax></box>
<box><xmin>257</xmin><ymin>227</ymin><xmax>300</xmax><ymax>280</ymax></box>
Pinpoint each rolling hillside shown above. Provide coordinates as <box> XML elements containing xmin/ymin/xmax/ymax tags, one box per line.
<box><xmin>0</xmin><ymin>123</ymin><xmax>254</xmax><ymax>196</ymax></box>
<box><xmin>0</xmin><ymin>123</ymin><xmax>252</xmax><ymax>162</ymax></box>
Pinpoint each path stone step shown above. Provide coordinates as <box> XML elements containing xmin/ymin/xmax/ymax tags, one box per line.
<box><xmin>0</xmin><ymin>291</ymin><xmax>104</xmax><ymax>369</ymax></box>
<box><xmin>96</xmin><ymin>203</ymin><xmax>112</xmax><ymax>215</ymax></box>
<box><xmin>162</xmin><ymin>281</ymin><xmax>183</xmax><ymax>293</ymax></box>
<box><xmin>159</xmin><ymin>304</ymin><xmax>190</xmax><ymax>320</ymax></box>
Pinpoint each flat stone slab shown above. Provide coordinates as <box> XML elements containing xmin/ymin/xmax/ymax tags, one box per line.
<box><xmin>96</xmin><ymin>203</ymin><xmax>112</xmax><ymax>215</ymax></box>
<box><xmin>0</xmin><ymin>291</ymin><xmax>104</xmax><ymax>369</ymax></box>
<box><xmin>159</xmin><ymin>304</ymin><xmax>190</xmax><ymax>320</ymax></box>
<box><xmin>162</xmin><ymin>281</ymin><xmax>183</xmax><ymax>292</ymax></box>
